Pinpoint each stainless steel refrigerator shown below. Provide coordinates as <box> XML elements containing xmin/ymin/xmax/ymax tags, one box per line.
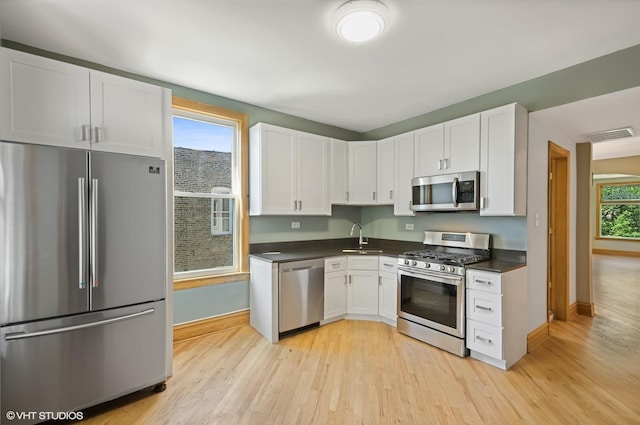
<box><xmin>0</xmin><ymin>140</ymin><xmax>167</xmax><ymax>423</ymax></box>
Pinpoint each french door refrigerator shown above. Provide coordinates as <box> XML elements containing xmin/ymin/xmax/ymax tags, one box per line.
<box><xmin>0</xmin><ymin>140</ymin><xmax>167</xmax><ymax>423</ymax></box>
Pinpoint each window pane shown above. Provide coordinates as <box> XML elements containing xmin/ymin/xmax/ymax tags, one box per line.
<box><xmin>174</xmin><ymin>196</ymin><xmax>235</xmax><ymax>272</ymax></box>
<box><xmin>600</xmin><ymin>184</ymin><xmax>640</xmax><ymax>201</ymax></box>
<box><xmin>173</xmin><ymin>116</ymin><xmax>233</xmax><ymax>194</ymax></box>
<box><xmin>600</xmin><ymin>204</ymin><xmax>640</xmax><ymax>239</ymax></box>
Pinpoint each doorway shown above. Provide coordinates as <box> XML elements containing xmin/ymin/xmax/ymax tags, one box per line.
<box><xmin>548</xmin><ymin>142</ymin><xmax>570</xmax><ymax>321</ymax></box>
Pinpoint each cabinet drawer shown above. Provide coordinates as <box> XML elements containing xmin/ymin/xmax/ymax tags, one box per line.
<box><xmin>378</xmin><ymin>256</ymin><xmax>397</xmax><ymax>273</ymax></box>
<box><xmin>325</xmin><ymin>256</ymin><xmax>347</xmax><ymax>272</ymax></box>
<box><xmin>466</xmin><ymin>289</ymin><xmax>502</xmax><ymax>326</ymax></box>
<box><xmin>347</xmin><ymin>256</ymin><xmax>378</xmax><ymax>270</ymax></box>
<box><xmin>466</xmin><ymin>270</ymin><xmax>502</xmax><ymax>294</ymax></box>
<box><xmin>467</xmin><ymin>319</ymin><xmax>503</xmax><ymax>359</ymax></box>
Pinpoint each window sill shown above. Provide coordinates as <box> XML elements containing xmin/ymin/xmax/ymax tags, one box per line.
<box><xmin>174</xmin><ymin>271</ymin><xmax>250</xmax><ymax>291</ymax></box>
<box><xmin>595</xmin><ymin>236</ymin><xmax>640</xmax><ymax>243</ymax></box>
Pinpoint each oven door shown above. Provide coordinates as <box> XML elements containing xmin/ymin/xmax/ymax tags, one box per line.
<box><xmin>397</xmin><ymin>267</ymin><xmax>465</xmax><ymax>338</ymax></box>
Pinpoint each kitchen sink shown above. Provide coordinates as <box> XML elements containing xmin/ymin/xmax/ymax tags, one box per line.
<box><xmin>341</xmin><ymin>248</ymin><xmax>383</xmax><ymax>254</ymax></box>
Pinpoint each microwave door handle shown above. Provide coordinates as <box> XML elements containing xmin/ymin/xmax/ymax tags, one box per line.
<box><xmin>452</xmin><ymin>177</ymin><xmax>458</xmax><ymax>208</ymax></box>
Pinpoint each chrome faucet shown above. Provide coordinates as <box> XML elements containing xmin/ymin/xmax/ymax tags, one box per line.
<box><xmin>350</xmin><ymin>223</ymin><xmax>368</xmax><ymax>248</ymax></box>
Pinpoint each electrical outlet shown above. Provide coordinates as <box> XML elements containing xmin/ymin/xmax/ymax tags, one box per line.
<box><xmin>291</xmin><ymin>221</ymin><xmax>300</xmax><ymax>229</ymax></box>
<box><xmin>405</xmin><ymin>223</ymin><xmax>414</xmax><ymax>231</ymax></box>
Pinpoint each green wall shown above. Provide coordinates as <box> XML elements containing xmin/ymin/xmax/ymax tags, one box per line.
<box><xmin>5</xmin><ymin>39</ymin><xmax>639</xmax><ymax>324</ymax></box>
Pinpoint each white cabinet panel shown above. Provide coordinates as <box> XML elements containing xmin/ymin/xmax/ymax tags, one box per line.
<box><xmin>348</xmin><ymin>141</ymin><xmax>377</xmax><ymax>204</ymax></box>
<box><xmin>331</xmin><ymin>139</ymin><xmax>349</xmax><ymax>204</ymax></box>
<box><xmin>414</xmin><ymin>123</ymin><xmax>443</xmax><ymax>177</ymax></box>
<box><xmin>445</xmin><ymin>113</ymin><xmax>480</xmax><ymax>173</ymax></box>
<box><xmin>324</xmin><ymin>256</ymin><xmax>348</xmax><ymax>321</ymax></box>
<box><xmin>1</xmin><ymin>48</ymin><xmax>91</xmax><ymax>149</ymax></box>
<box><xmin>89</xmin><ymin>70</ymin><xmax>164</xmax><ymax>157</ymax></box>
<box><xmin>347</xmin><ymin>269</ymin><xmax>379</xmax><ymax>315</ymax></box>
<box><xmin>393</xmin><ymin>131</ymin><xmax>415</xmax><ymax>216</ymax></box>
<box><xmin>378</xmin><ymin>256</ymin><xmax>398</xmax><ymax>325</ymax></box>
<box><xmin>298</xmin><ymin>132</ymin><xmax>331</xmax><ymax>214</ymax></box>
<box><xmin>376</xmin><ymin>137</ymin><xmax>394</xmax><ymax>205</ymax></box>
<box><xmin>479</xmin><ymin>103</ymin><xmax>528</xmax><ymax>216</ymax></box>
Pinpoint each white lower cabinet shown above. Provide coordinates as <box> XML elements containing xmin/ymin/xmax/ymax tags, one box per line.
<box><xmin>324</xmin><ymin>256</ymin><xmax>348</xmax><ymax>321</ymax></box>
<box><xmin>378</xmin><ymin>256</ymin><xmax>398</xmax><ymax>326</ymax></box>
<box><xmin>325</xmin><ymin>255</ymin><xmax>397</xmax><ymax>323</ymax></box>
<box><xmin>466</xmin><ymin>267</ymin><xmax>528</xmax><ymax>370</ymax></box>
<box><xmin>346</xmin><ymin>256</ymin><xmax>379</xmax><ymax>315</ymax></box>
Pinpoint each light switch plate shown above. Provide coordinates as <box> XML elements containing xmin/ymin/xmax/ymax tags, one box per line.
<box><xmin>291</xmin><ymin>221</ymin><xmax>300</xmax><ymax>229</ymax></box>
<box><xmin>405</xmin><ymin>223</ymin><xmax>414</xmax><ymax>231</ymax></box>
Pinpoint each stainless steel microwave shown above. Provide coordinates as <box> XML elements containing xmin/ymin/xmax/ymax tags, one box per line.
<box><xmin>411</xmin><ymin>171</ymin><xmax>480</xmax><ymax>212</ymax></box>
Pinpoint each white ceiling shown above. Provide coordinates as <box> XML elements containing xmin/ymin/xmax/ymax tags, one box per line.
<box><xmin>1</xmin><ymin>0</ymin><xmax>640</xmax><ymax>158</ymax></box>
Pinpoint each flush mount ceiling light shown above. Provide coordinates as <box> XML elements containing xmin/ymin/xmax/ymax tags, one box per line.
<box><xmin>333</xmin><ymin>0</ymin><xmax>390</xmax><ymax>43</ymax></box>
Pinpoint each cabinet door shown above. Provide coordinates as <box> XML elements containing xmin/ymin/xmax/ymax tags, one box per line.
<box><xmin>89</xmin><ymin>70</ymin><xmax>164</xmax><ymax>157</ymax></box>
<box><xmin>331</xmin><ymin>139</ymin><xmax>349</xmax><ymax>204</ymax></box>
<box><xmin>347</xmin><ymin>270</ymin><xmax>379</xmax><ymax>315</ymax></box>
<box><xmin>297</xmin><ymin>132</ymin><xmax>330</xmax><ymax>215</ymax></box>
<box><xmin>324</xmin><ymin>271</ymin><xmax>348</xmax><ymax>320</ymax></box>
<box><xmin>393</xmin><ymin>131</ymin><xmax>415</xmax><ymax>216</ymax></box>
<box><xmin>376</xmin><ymin>137</ymin><xmax>395</xmax><ymax>205</ymax></box>
<box><xmin>250</xmin><ymin>124</ymin><xmax>296</xmax><ymax>215</ymax></box>
<box><xmin>348</xmin><ymin>141</ymin><xmax>377</xmax><ymax>204</ymax></box>
<box><xmin>0</xmin><ymin>48</ymin><xmax>91</xmax><ymax>149</ymax></box>
<box><xmin>378</xmin><ymin>272</ymin><xmax>397</xmax><ymax>323</ymax></box>
<box><xmin>414</xmin><ymin>123</ymin><xmax>443</xmax><ymax>177</ymax></box>
<box><xmin>444</xmin><ymin>113</ymin><xmax>480</xmax><ymax>173</ymax></box>
<box><xmin>480</xmin><ymin>103</ymin><xmax>528</xmax><ymax>216</ymax></box>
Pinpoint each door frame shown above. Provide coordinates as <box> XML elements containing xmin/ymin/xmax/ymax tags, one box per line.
<box><xmin>547</xmin><ymin>141</ymin><xmax>570</xmax><ymax>321</ymax></box>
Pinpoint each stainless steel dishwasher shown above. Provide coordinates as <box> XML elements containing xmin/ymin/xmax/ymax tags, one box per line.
<box><xmin>279</xmin><ymin>258</ymin><xmax>325</xmax><ymax>334</ymax></box>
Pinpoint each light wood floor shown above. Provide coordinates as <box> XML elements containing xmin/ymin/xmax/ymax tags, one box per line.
<box><xmin>82</xmin><ymin>255</ymin><xmax>639</xmax><ymax>424</ymax></box>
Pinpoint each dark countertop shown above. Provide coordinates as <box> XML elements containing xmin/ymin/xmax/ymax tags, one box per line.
<box><xmin>250</xmin><ymin>238</ymin><xmax>526</xmax><ymax>273</ymax></box>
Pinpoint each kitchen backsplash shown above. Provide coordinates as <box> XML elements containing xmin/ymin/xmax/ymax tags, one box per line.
<box><xmin>250</xmin><ymin>205</ymin><xmax>527</xmax><ymax>250</ymax></box>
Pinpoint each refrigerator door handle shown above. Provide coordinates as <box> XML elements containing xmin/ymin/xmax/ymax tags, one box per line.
<box><xmin>4</xmin><ymin>308</ymin><xmax>156</xmax><ymax>341</ymax></box>
<box><xmin>78</xmin><ymin>178</ymin><xmax>87</xmax><ymax>289</ymax></box>
<box><xmin>91</xmin><ymin>178</ymin><xmax>99</xmax><ymax>288</ymax></box>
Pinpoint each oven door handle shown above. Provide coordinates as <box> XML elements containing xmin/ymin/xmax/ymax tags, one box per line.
<box><xmin>398</xmin><ymin>268</ymin><xmax>463</xmax><ymax>284</ymax></box>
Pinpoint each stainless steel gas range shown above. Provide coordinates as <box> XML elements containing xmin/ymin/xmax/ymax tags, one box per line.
<box><xmin>397</xmin><ymin>231</ymin><xmax>491</xmax><ymax>357</ymax></box>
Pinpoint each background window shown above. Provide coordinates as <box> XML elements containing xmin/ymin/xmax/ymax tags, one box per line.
<box><xmin>597</xmin><ymin>182</ymin><xmax>640</xmax><ymax>240</ymax></box>
<box><xmin>173</xmin><ymin>111</ymin><xmax>239</xmax><ymax>276</ymax></box>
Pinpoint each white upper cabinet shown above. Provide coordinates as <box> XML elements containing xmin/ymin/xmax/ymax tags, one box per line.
<box><xmin>445</xmin><ymin>113</ymin><xmax>480</xmax><ymax>173</ymax></box>
<box><xmin>348</xmin><ymin>141</ymin><xmax>377</xmax><ymax>204</ymax></box>
<box><xmin>0</xmin><ymin>48</ymin><xmax>166</xmax><ymax>157</ymax></box>
<box><xmin>376</xmin><ymin>137</ymin><xmax>395</xmax><ymax>205</ymax></box>
<box><xmin>88</xmin><ymin>70</ymin><xmax>164</xmax><ymax>157</ymax></box>
<box><xmin>249</xmin><ymin>123</ymin><xmax>330</xmax><ymax>215</ymax></box>
<box><xmin>479</xmin><ymin>103</ymin><xmax>528</xmax><ymax>216</ymax></box>
<box><xmin>414</xmin><ymin>123</ymin><xmax>443</xmax><ymax>177</ymax></box>
<box><xmin>414</xmin><ymin>113</ymin><xmax>480</xmax><ymax>176</ymax></box>
<box><xmin>393</xmin><ymin>131</ymin><xmax>415</xmax><ymax>216</ymax></box>
<box><xmin>331</xmin><ymin>139</ymin><xmax>349</xmax><ymax>204</ymax></box>
<box><xmin>1</xmin><ymin>48</ymin><xmax>91</xmax><ymax>149</ymax></box>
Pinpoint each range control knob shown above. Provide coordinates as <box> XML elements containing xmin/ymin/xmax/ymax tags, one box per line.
<box><xmin>404</xmin><ymin>259</ymin><xmax>410</xmax><ymax>265</ymax></box>
<box><xmin>425</xmin><ymin>263</ymin><xmax>431</xmax><ymax>268</ymax></box>
<box><xmin>448</xmin><ymin>266</ymin><xmax>455</xmax><ymax>273</ymax></box>
<box><xmin>412</xmin><ymin>260</ymin><xmax>418</xmax><ymax>267</ymax></box>
<box><xmin>440</xmin><ymin>264</ymin><xmax>446</xmax><ymax>271</ymax></box>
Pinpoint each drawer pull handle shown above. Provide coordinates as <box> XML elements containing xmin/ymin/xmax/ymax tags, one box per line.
<box><xmin>475</xmin><ymin>335</ymin><xmax>493</xmax><ymax>344</ymax></box>
<box><xmin>475</xmin><ymin>279</ymin><xmax>492</xmax><ymax>285</ymax></box>
<box><xmin>475</xmin><ymin>305</ymin><xmax>493</xmax><ymax>311</ymax></box>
